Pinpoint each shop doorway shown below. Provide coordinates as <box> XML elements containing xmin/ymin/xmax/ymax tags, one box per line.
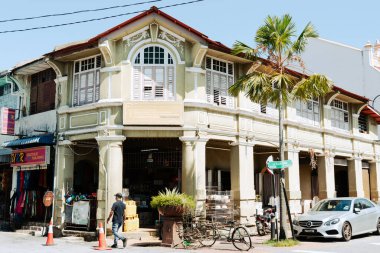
<box><xmin>123</xmin><ymin>138</ymin><xmax>182</xmax><ymax>227</ymax></box>
<box><xmin>74</xmin><ymin>160</ymin><xmax>98</xmax><ymax>194</ymax></box>
<box><xmin>335</xmin><ymin>166</ymin><xmax>348</xmax><ymax>197</ymax></box>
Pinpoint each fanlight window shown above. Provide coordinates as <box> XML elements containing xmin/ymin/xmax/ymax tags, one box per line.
<box><xmin>132</xmin><ymin>46</ymin><xmax>175</xmax><ymax>100</ymax></box>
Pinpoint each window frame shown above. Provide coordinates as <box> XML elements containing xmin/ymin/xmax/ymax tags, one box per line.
<box><xmin>132</xmin><ymin>45</ymin><xmax>176</xmax><ymax>101</ymax></box>
<box><xmin>358</xmin><ymin>113</ymin><xmax>368</xmax><ymax>134</ymax></box>
<box><xmin>295</xmin><ymin>98</ymin><xmax>320</xmax><ymax>126</ymax></box>
<box><xmin>205</xmin><ymin>56</ymin><xmax>234</xmax><ymax>107</ymax></box>
<box><xmin>72</xmin><ymin>54</ymin><xmax>102</xmax><ymax>107</ymax></box>
<box><xmin>331</xmin><ymin>99</ymin><xmax>350</xmax><ymax>131</ymax></box>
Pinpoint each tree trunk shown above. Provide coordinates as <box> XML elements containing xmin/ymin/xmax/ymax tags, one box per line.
<box><xmin>278</xmin><ymin>91</ymin><xmax>290</xmax><ymax>240</ymax></box>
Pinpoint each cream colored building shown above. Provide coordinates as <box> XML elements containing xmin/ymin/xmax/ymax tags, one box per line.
<box><xmin>4</xmin><ymin>7</ymin><xmax>380</xmax><ymax>229</ymax></box>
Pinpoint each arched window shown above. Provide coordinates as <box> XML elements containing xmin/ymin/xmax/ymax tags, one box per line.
<box><xmin>132</xmin><ymin>46</ymin><xmax>175</xmax><ymax>100</ymax></box>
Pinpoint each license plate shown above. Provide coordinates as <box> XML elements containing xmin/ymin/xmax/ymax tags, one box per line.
<box><xmin>303</xmin><ymin>229</ymin><xmax>316</xmax><ymax>233</ymax></box>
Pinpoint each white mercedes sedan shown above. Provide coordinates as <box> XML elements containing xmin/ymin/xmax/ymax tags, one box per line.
<box><xmin>293</xmin><ymin>197</ymin><xmax>380</xmax><ymax>241</ymax></box>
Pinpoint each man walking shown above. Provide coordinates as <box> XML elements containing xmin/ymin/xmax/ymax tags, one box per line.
<box><xmin>107</xmin><ymin>193</ymin><xmax>127</xmax><ymax>248</ymax></box>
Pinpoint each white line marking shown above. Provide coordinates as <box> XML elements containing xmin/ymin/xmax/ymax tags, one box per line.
<box><xmin>292</xmin><ymin>250</ymin><xmax>335</xmax><ymax>253</ymax></box>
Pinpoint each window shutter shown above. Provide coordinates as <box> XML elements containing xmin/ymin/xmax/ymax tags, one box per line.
<box><xmin>206</xmin><ymin>70</ymin><xmax>212</xmax><ymax>103</ymax></box>
<box><xmin>86</xmin><ymin>72</ymin><xmax>94</xmax><ymax>104</ymax></box>
<box><xmin>73</xmin><ymin>74</ymin><xmax>79</xmax><ymax>106</ymax></box>
<box><xmin>212</xmin><ymin>73</ymin><xmax>220</xmax><ymax>105</ymax></box>
<box><xmin>95</xmin><ymin>70</ymin><xmax>100</xmax><ymax>102</ymax></box>
<box><xmin>143</xmin><ymin>67</ymin><xmax>153</xmax><ymax>100</ymax></box>
<box><xmin>167</xmin><ymin>66</ymin><xmax>175</xmax><ymax>100</ymax></box>
<box><xmin>133</xmin><ymin>66</ymin><xmax>142</xmax><ymax>100</ymax></box>
<box><xmin>220</xmin><ymin>74</ymin><xmax>227</xmax><ymax>106</ymax></box>
<box><xmin>227</xmin><ymin>76</ymin><xmax>234</xmax><ymax>107</ymax></box>
<box><xmin>154</xmin><ymin>67</ymin><xmax>164</xmax><ymax>99</ymax></box>
<box><xmin>79</xmin><ymin>73</ymin><xmax>87</xmax><ymax>105</ymax></box>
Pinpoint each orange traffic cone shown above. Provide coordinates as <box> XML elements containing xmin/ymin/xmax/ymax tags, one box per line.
<box><xmin>45</xmin><ymin>218</ymin><xmax>54</xmax><ymax>246</ymax></box>
<box><xmin>94</xmin><ymin>222</ymin><xmax>111</xmax><ymax>250</ymax></box>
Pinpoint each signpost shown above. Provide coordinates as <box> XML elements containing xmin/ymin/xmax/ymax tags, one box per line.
<box><xmin>267</xmin><ymin>160</ymin><xmax>293</xmax><ymax>170</ymax></box>
<box><xmin>0</xmin><ymin>107</ymin><xmax>16</xmax><ymax>135</ymax></box>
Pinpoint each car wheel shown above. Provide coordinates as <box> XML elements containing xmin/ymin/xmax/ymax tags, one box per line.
<box><xmin>375</xmin><ymin>218</ymin><xmax>380</xmax><ymax>235</ymax></box>
<box><xmin>341</xmin><ymin>222</ymin><xmax>352</xmax><ymax>241</ymax></box>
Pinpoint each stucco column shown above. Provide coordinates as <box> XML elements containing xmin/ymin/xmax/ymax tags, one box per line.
<box><xmin>317</xmin><ymin>152</ymin><xmax>336</xmax><ymax>199</ymax></box>
<box><xmin>352</xmin><ymin>114</ymin><xmax>360</xmax><ymax>135</ymax></box>
<box><xmin>230</xmin><ymin>141</ymin><xmax>255</xmax><ymax>223</ymax></box>
<box><xmin>284</xmin><ymin>148</ymin><xmax>302</xmax><ymax>214</ymax></box>
<box><xmin>323</xmin><ymin>105</ymin><xmax>332</xmax><ymax>129</ymax></box>
<box><xmin>96</xmin><ymin>135</ymin><xmax>126</xmax><ymax>229</ymax></box>
<box><xmin>348</xmin><ymin>156</ymin><xmax>364</xmax><ymax>197</ymax></box>
<box><xmin>370</xmin><ymin>160</ymin><xmax>380</xmax><ymax>203</ymax></box>
<box><xmin>53</xmin><ymin>144</ymin><xmax>74</xmax><ymax>226</ymax></box>
<box><xmin>180</xmin><ymin>137</ymin><xmax>208</xmax><ymax>213</ymax></box>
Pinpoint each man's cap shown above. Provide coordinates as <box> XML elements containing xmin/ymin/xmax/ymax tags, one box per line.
<box><xmin>115</xmin><ymin>193</ymin><xmax>123</xmax><ymax>198</ymax></box>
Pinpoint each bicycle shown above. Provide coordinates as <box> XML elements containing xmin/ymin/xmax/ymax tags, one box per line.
<box><xmin>199</xmin><ymin>218</ymin><xmax>252</xmax><ymax>251</ymax></box>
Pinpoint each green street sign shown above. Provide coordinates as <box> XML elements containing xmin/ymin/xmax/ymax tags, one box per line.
<box><xmin>267</xmin><ymin>160</ymin><xmax>293</xmax><ymax>169</ymax></box>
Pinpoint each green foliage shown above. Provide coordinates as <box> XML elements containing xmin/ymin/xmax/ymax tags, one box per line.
<box><xmin>150</xmin><ymin>187</ymin><xmax>195</xmax><ymax>209</ymax></box>
<box><xmin>264</xmin><ymin>239</ymin><xmax>299</xmax><ymax>247</ymax></box>
<box><xmin>229</xmin><ymin>14</ymin><xmax>332</xmax><ymax>107</ymax></box>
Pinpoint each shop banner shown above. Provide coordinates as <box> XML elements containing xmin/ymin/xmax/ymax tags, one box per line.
<box><xmin>0</xmin><ymin>107</ymin><xmax>16</xmax><ymax>135</ymax></box>
<box><xmin>11</xmin><ymin>146</ymin><xmax>50</xmax><ymax>167</ymax></box>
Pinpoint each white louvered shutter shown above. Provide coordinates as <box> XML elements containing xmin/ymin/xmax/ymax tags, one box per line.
<box><xmin>154</xmin><ymin>67</ymin><xmax>164</xmax><ymax>99</ymax></box>
<box><xmin>206</xmin><ymin>70</ymin><xmax>212</xmax><ymax>103</ymax></box>
<box><xmin>143</xmin><ymin>67</ymin><xmax>153</xmax><ymax>100</ymax></box>
<box><xmin>220</xmin><ymin>74</ymin><xmax>227</xmax><ymax>106</ymax></box>
<box><xmin>133</xmin><ymin>66</ymin><xmax>142</xmax><ymax>100</ymax></box>
<box><xmin>73</xmin><ymin>75</ymin><xmax>79</xmax><ymax>106</ymax></box>
<box><xmin>167</xmin><ymin>66</ymin><xmax>175</xmax><ymax>100</ymax></box>
<box><xmin>227</xmin><ymin>76</ymin><xmax>234</xmax><ymax>108</ymax></box>
<box><xmin>95</xmin><ymin>69</ymin><xmax>100</xmax><ymax>102</ymax></box>
<box><xmin>86</xmin><ymin>72</ymin><xmax>94</xmax><ymax>104</ymax></box>
<box><xmin>79</xmin><ymin>73</ymin><xmax>87</xmax><ymax>105</ymax></box>
<box><xmin>212</xmin><ymin>73</ymin><xmax>220</xmax><ymax>105</ymax></box>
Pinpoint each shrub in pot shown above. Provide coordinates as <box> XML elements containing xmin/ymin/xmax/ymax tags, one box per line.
<box><xmin>151</xmin><ymin>188</ymin><xmax>195</xmax><ymax>217</ymax></box>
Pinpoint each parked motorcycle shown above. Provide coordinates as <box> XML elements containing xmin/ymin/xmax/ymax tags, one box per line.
<box><xmin>255</xmin><ymin>207</ymin><xmax>275</xmax><ymax>236</ymax></box>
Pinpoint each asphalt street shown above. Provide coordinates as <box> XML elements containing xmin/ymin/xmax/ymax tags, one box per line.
<box><xmin>0</xmin><ymin>232</ymin><xmax>379</xmax><ymax>253</ymax></box>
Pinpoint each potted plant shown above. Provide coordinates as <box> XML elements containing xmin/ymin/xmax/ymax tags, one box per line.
<box><xmin>151</xmin><ymin>188</ymin><xmax>195</xmax><ymax>217</ymax></box>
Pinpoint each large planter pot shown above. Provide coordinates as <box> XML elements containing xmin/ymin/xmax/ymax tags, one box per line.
<box><xmin>158</xmin><ymin>205</ymin><xmax>185</xmax><ymax>217</ymax></box>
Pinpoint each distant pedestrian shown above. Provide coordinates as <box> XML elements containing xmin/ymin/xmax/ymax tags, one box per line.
<box><xmin>107</xmin><ymin>193</ymin><xmax>127</xmax><ymax>248</ymax></box>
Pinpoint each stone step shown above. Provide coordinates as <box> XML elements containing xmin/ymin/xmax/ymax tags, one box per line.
<box><xmin>62</xmin><ymin>229</ymin><xmax>97</xmax><ymax>242</ymax></box>
<box><xmin>15</xmin><ymin>229</ymin><xmax>35</xmax><ymax>236</ymax></box>
<box><xmin>120</xmin><ymin>228</ymin><xmax>158</xmax><ymax>240</ymax></box>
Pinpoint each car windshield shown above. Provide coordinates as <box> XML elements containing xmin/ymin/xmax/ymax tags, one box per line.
<box><xmin>312</xmin><ymin>200</ymin><xmax>352</xmax><ymax>211</ymax></box>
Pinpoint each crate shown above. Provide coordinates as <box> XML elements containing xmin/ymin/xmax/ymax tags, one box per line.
<box><xmin>123</xmin><ymin>217</ymin><xmax>139</xmax><ymax>232</ymax></box>
<box><xmin>124</xmin><ymin>201</ymin><xmax>137</xmax><ymax>218</ymax></box>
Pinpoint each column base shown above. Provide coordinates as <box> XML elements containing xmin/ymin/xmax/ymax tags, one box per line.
<box><xmin>371</xmin><ymin>190</ymin><xmax>380</xmax><ymax>204</ymax></box>
<box><xmin>349</xmin><ymin>190</ymin><xmax>365</xmax><ymax>198</ymax></box>
<box><xmin>319</xmin><ymin>190</ymin><xmax>336</xmax><ymax>199</ymax></box>
<box><xmin>238</xmin><ymin>200</ymin><xmax>255</xmax><ymax>224</ymax></box>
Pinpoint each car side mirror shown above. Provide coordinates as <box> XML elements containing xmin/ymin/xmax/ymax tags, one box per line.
<box><xmin>354</xmin><ymin>207</ymin><xmax>361</xmax><ymax>214</ymax></box>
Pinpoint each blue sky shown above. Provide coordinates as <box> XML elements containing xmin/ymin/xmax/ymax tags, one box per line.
<box><xmin>1</xmin><ymin>0</ymin><xmax>380</xmax><ymax>70</ymax></box>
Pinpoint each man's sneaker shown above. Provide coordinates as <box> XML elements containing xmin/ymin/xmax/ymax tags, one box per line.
<box><xmin>122</xmin><ymin>238</ymin><xmax>127</xmax><ymax>248</ymax></box>
<box><xmin>111</xmin><ymin>244</ymin><xmax>118</xmax><ymax>248</ymax></box>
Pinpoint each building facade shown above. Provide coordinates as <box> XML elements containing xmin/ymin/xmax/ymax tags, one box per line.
<box><xmin>1</xmin><ymin>7</ymin><xmax>380</xmax><ymax>230</ymax></box>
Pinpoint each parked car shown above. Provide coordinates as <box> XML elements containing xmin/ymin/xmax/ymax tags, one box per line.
<box><xmin>292</xmin><ymin>197</ymin><xmax>380</xmax><ymax>241</ymax></box>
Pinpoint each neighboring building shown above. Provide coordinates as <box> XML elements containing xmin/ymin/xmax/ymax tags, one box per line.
<box><xmin>299</xmin><ymin>38</ymin><xmax>380</xmax><ymax>113</ymax></box>
<box><xmin>1</xmin><ymin>7</ymin><xmax>380</xmax><ymax>231</ymax></box>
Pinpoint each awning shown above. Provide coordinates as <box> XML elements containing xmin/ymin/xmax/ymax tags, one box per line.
<box><xmin>361</xmin><ymin>105</ymin><xmax>380</xmax><ymax>124</ymax></box>
<box><xmin>1</xmin><ymin>134</ymin><xmax>55</xmax><ymax>148</ymax></box>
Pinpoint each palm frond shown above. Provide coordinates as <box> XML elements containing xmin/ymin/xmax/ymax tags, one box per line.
<box><xmin>292</xmin><ymin>74</ymin><xmax>333</xmax><ymax>101</ymax></box>
<box><xmin>232</xmin><ymin>41</ymin><xmax>258</xmax><ymax>60</ymax></box>
<box><xmin>286</xmin><ymin>22</ymin><xmax>318</xmax><ymax>61</ymax></box>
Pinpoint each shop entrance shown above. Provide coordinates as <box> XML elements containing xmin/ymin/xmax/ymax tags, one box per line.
<box><xmin>123</xmin><ymin>138</ymin><xmax>182</xmax><ymax>227</ymax></box>
<box><xmin>335</xmin><ymin>165</ymin><xmax>348</xmax><ymax>197</ymax></box>
<box><xmin>74</xmin><ymin>160</ymin><xmax>98</xmax><ymax>194</ymax></box>
<box><xmin>0</xmin><ymin>165</ymin><xmax>12</xmax><ymax>223</ymax></box>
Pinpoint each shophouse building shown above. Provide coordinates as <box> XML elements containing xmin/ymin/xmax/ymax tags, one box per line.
<box><xmin>1</xmin><ymin>7</ymin><xmax>380</xmax><ymax>230</ymax></box>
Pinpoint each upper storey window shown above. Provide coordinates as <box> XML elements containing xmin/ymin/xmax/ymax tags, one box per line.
<box><xmin>331</xmin><ymin>99</ymin><xmax>349</xmax><ymax>131</ymax></box>
<box><xmin>132</xmin><ymin>46</ymin><xmax>175</xmax><ymax>100</ymax></box>
<box><xmin>30</xmin><ymin>68</ymin><xmax>56</xmax><ymax>115</ymax></box>
<box><xmin>295</xmin><ymin>98</ymin><xmax>320</xmax><ymax>126</ymax></box>
<box><xmin>205</xmin><ymin>56</ymin><xmax>234</xmax><ymax>107</ymax></box>
<box><xmin>73</xmin><ymin>55</ymin><xmax>101</xmax><ymax>106</ymax></box>
<box><xmin>358</xmin><ymin>113</ymin><xmax>368</xmax><ymax>134</ymax></box>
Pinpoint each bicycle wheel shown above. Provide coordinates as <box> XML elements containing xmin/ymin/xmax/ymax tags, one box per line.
<box><xmin>232</xmin><ymin>226</ymin><xmax>252</xmax><ymax>251</ymax></box>
<box><xmin>199</xmin><ymin>224</ymin><xmax>217</xmax><ymax>247</ymax></box>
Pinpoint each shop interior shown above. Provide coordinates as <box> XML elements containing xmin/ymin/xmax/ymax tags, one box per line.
<box><xmin>123</xmin><ymin>138</ymin><xmax>182</xmax><ymax>228</ymax></box>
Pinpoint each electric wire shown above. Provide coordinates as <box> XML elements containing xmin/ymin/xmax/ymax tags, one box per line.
<box><xmin>0</xmin><ymin>0</ymin><xmax>205</xmax><ymax>34</ymax></box>
<box><xmin>0</xmin><ymin>0</ymin><xmax>162</xmax><ymax>23</ymax></box>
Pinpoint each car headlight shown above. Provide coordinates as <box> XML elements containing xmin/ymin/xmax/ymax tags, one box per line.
<box><xmin>324</xmin><ymin>218</ymin><xmax>340</xmax><ymax>226</ymax></box>
<box><xmin>292</xmin><ymin>219</ymin><xmax>299</xmax><ymax>226</ymax></box>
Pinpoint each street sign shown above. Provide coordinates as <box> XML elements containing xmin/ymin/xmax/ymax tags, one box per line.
<box><xmin>267</xmin><ymin>160</ymin><xmax>293</xmax><ymax>169</ymax></box>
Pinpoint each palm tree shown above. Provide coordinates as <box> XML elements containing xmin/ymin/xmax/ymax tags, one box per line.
<box><xmin>229</xmin><ymin>14</ymin><xmax>332</xmax><ymax>240</ymax></box>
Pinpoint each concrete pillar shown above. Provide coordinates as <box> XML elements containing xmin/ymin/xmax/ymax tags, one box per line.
<box><xmin>230</xmin><ymin>141</ymin><xmax>255</xmax><ymax>223</ymax></box>
<box><xmin>284</xmin><ymin>148</ymin><xmax>302</xmax><ymax>214</ymax></box>
<box><xmin>370</xmin><ymin>160</ymin><xmax>380</xmax><ymax>203</ymax></box>
<box><xmin>180</xmin><ymin>137</ymin><xmax>208</xmax><ymax>213</ymax></box>
<box><xmin>96</xmin><ymin>135</ymin><xmax>126</xmax><ymax>228</ymax></box>
<box><xmin>53</xmin><ymin>144</ymin><xmax>74</xmax><ymax>226</ymax></box>
<box><xmin>323</xmin><ymin>105</ymin><xmax>332</xmax><ymax>129</ymax></box>
<box><xmin>348</xmin><ymin>156</ymin><xmax>364</xmax><ymax>197</ymax></box>
<box><xmin>317</xmin><ymin>152</ymin><xmax>335</xmax><ymax>199</ymax></box>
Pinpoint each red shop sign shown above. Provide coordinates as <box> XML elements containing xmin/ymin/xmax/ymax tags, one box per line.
<box><xmin>11</xmin><ymin>146</ymin><xmax>50</xmax><ymax>167</ymax></box>
<box><xmin>1</xmin><ymin>107</ymin><xmax>16</xmax><ymax>135</ymax></box>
